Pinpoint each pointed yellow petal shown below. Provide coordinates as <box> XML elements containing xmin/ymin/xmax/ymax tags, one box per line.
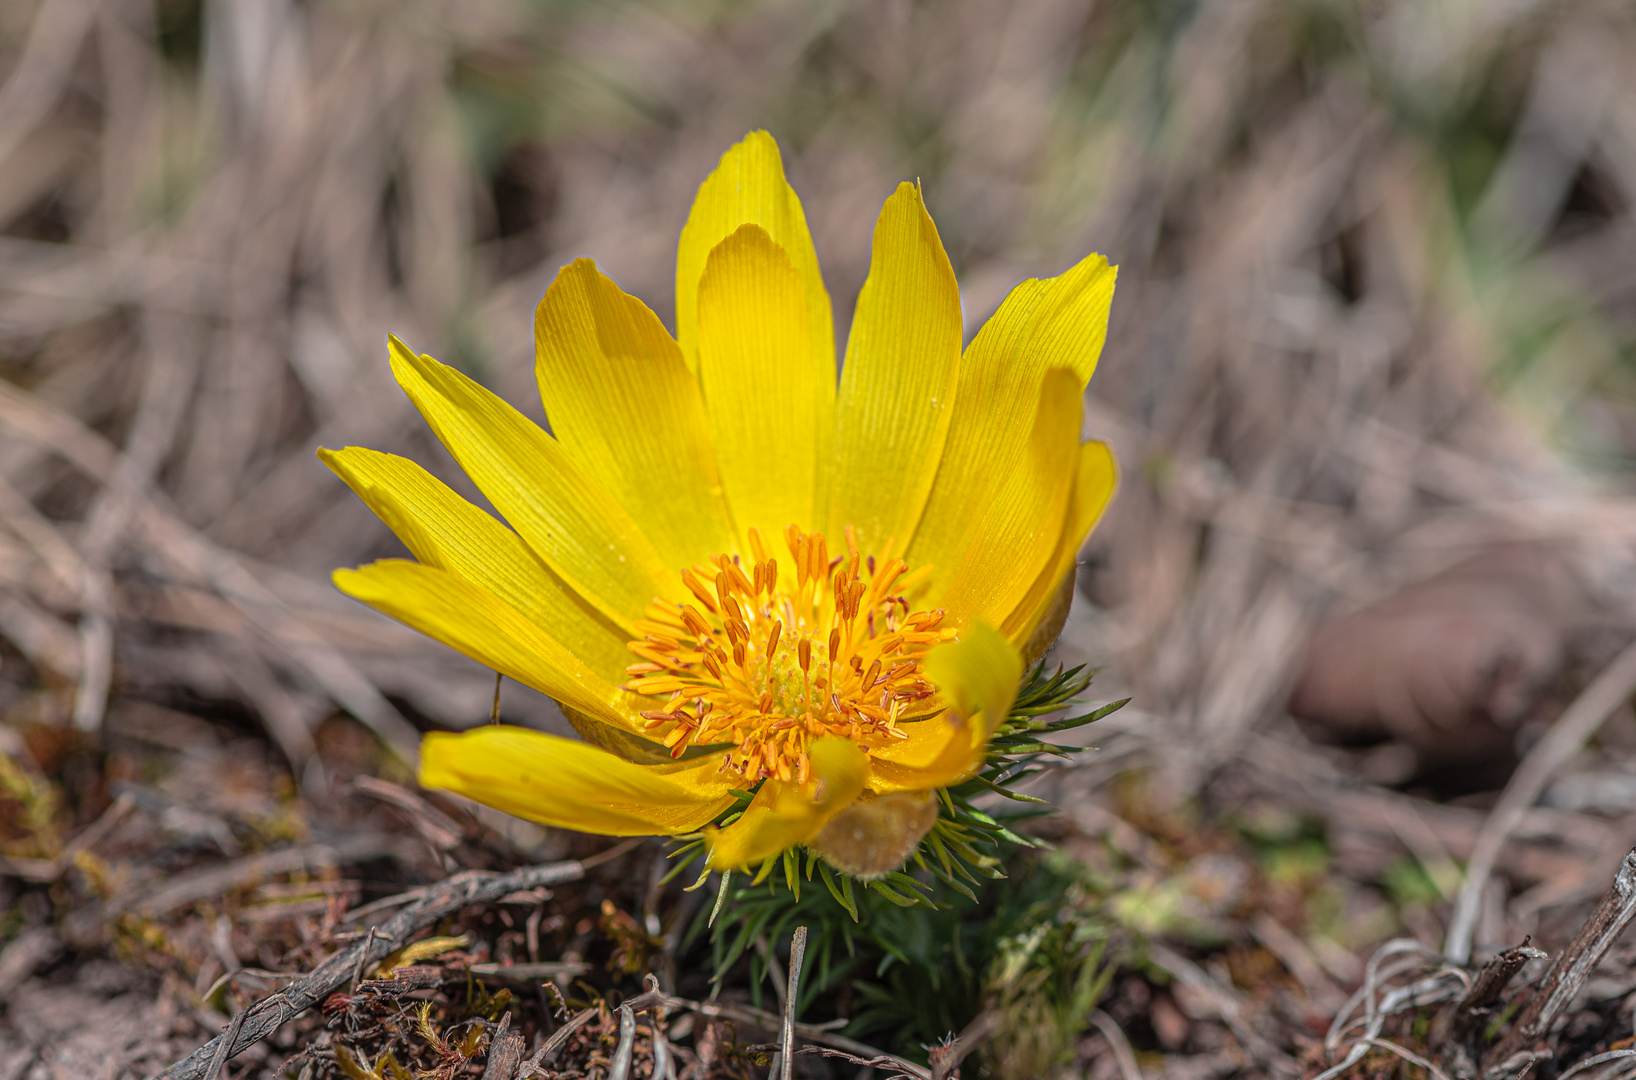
<box><xmin>828</xmin><ymin>182</ymin><xmax>962</xmax><ymax>554</ymax></box>
<box><xmin>704</xmin><ymin>737</ymin><xmax>868</xmax><ymax>870</ymax></box>
<box><xmin>908</xmin><ymin>254</ymin><xmax>1116</xmax><ymax>598</ymax></box>
<box><xmin>319</xmin><ymin>446</ymin><xmax>631</xmax><ymax>681</ymax></box>
<box><xmin>868</xmin><ymin>622</ymin><xmax>1022</xmax><ymax>792</ymax></box>
<box><xmin>696</xmin><ymin>224</ymin><xmax>827</xmax><ymax>549</ymax></box>
<box><xmin>1004</xmin><ymin>438</ymin><xmax>1118</xmax><ymax>648</ymax></box>
<box><xmin>675</xmin><ymin>131</ymin><xmax>834</xmax><ymax>385</ymax></box>
<box><xmin>388</xmin><ymin>336</ymin><xmax>669</xmax><ymax>631</ymax></box>
<box><xmin>420</xmin><ymin>726</ymin><xmax>737</xmax><ymax>836</ymax></box>
<box><xmin>534</xmin><ymin>260</ymin><xmax>735</xmax><ymax>571</ymax></box>
<box><xmin>333</xmin><ymin>559</ymin><xmax>640</xmax><ymax>734</ymax></box>
<box><xmin>937</xmin><ymin>367</ymin><xmax>1081</xmax><ymax>635</ymax></box>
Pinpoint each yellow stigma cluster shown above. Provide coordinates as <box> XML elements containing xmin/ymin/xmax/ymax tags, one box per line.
<box><xmin>624</xmin><ymin>526</ymin><xmax>953</xmax><ymax>784</ymax></box>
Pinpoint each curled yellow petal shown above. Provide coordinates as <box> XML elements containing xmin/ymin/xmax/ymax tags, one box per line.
<box><xmin>1003</xmin><ymin>438</ymin><xmax>1118</xmax><ymax>648</ymax></box>
<box><xmin>419</xmin><ymin>726</ymin><xmax>737</xmax><ymax>836</ymax></box>
<box><xmin>704</xmin><ymin>737</ymin><xmax>868</xmax><ymax>870</ymax></box>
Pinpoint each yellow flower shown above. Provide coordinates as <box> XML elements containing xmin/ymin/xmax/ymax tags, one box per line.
<box><xmin>322</xmin><ymin>131</ymin><xmax>1117</xmax><ymax>876</ymax></box>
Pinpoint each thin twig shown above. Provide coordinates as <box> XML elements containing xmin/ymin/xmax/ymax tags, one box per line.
<box><xmin>1317</xmin><ymin>939</ymin><xmax>1467</xmax><ymax>1080</ymax></box>
<box><xmin>748</xmin><ymin>1044</ymin><xmax>922</xmax><ymax>1080</ymax></box>
<box><xmin>517</xmin><ymin>1008</ymin><xmax>596</xmax><ymax>1078</ymax></box>
<box><xmin>929</xmin><ymin>1008</ymin><xmax>1000</xmax><ymax>1080</ymax></box>
<box><xmin>609</xmin><ymin>1004</ymin><xmax>636</xmax><ymax>1080</ymax></box>
<box><xmin>466</xmin><ymin>961</ymin><xmax>592</xmax><ymax>981</ymax></box>
<box><xmin>129</xmin><ymin>834</ymin><xmax>397</xmax><ymax>919</ymax></box>
<box><xmin>652</xmin><ymin>1024</ymin><xmax>674</xmax><ymax>1080</ymax></box>
<box><xmin>338</xmin><ymin>887</ymin><xmax>429</xmax><ymax>926</ymax></box>
<box><xmin>1559</xmin><ymin>1050</ymin><xmax>1636</xmax><ymax>1080</ymax></box>
<box><xmin>1088</xmin><ymin>1009</ymin><xmax>1143</xmax><ymax>1080</ymax></box>
<box><xmin>349</xmin><ymin>928</ymin><xmax>377</xmax><ymax>991</ymax></box>
<box><xmin>780</xmin><ymin>926</ymin><xmax>807</xmax><ymax>1080</ymax></box>
<box><xmin>663</xmin><ymin>993</ymin><xmax>929</xmax><ymax>1080</ymax></box>
<box><xmin>1366</xmin><ymin>1037</ymin><xmax>1455</xmax><ymax>1080</ymax></box>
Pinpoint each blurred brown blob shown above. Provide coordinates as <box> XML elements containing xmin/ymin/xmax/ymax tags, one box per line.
<box><xmin>1288</xmin><ymin>547</ymin><xmax>1583</xmax><ymax>772</ymax></box>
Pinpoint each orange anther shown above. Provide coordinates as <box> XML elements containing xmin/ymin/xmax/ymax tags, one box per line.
<box><xmin>682</xmin><ymin>569</ymin><xmax>718</xmax><ymax>613</ymax></box>
<box><xmin>627</xmin><ymin>529</ymin><xmax>949</xmax><ymax>784</ymax></box>
<box><xmin>681</xmin><ymin>606</ymin><xmax>712</xmax><ymax>639</ymax></box>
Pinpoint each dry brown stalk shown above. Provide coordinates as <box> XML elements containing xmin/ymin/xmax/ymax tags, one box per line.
<box><xmin>479</xmin><ymin>1012</ymin><xmax>526</xmax><ymax>1080</ymax></box>
<box><xmin>1434</xmin><ymin>939</ymin><xmax>1548</xmax><ymax>1078</ymax></box>
<box><xmin>1481</xmin><ymin>848</ymin><xmax>1636</xmax><ymax>1078</ymax></box>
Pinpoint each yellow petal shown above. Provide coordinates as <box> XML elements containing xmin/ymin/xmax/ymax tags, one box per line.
<box><xmin>318</xmin><ymin>446</ymin><xmax>631</xmax><ymax>681</ymax></box>
<box><xmin>704</xmin><ymin>737</ymin><xmax>868</xmax><ymax>870</ymax></box>
<box><xmin>908</xmin><ymin>253</ymin><xmax>1116</xmax><ymax>598</ymax></box>
<box><xmin>1017</xmin><ymin>569</ymin><xmax>1077</xmax><ymax>670</ymax></box>
<box><xmin>936</xmin><ymin>367</ymin><xmax>1081</xmax><ymax>636</ymax></box>
<box><xmin>534</xmin><ymin>259</ymin><xmax>735</xmax><ymax>570</ymax></box>
<box><xmin>869</xmin><ymin>622</ymin><xmax>1022</xmax><ymax>792</ymax></box>
<box><xmin>419</xmin><ymin>726</ymin><xmax>737</xmax><ymax>836</ymax></box>
<box><xmin>388</xmin><ymin>336</ymin><xmax>670</xmax><ymax>631</ymax></box>
<box><xmin>696</xmin><ymin>224</ymin><xmax>827</xmax><ymax>551</ymax></box>
<box><xmin>1004</xmin><ymin>438</ymin><xmax>1117</xmax><ymax>647</ymax></box>
<box><xmin>827</xmin><ymin>182</ymin><xmax>962</xmax><ymax>554</ymax></box>
<box><xmin>333</xmin><ymin>558</ymin><xmax>641</xmax><ymax>734</ymax></box>
<box><xmin>675</xmin><ymin>131</ymin><xmax>834</xmax><ymax>383</ymax></box>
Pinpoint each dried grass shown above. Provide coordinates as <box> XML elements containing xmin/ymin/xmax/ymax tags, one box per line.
<box><xmin>8</xmin><ymin>0</ymin><xmax>1636</xmax><ymax>1076</ymax></box>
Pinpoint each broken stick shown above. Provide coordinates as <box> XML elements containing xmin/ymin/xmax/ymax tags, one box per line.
<box><xmin>1481</xmin><ymin>847</ymin><xmax>1636</xmax><ymax>1078</ymax></box>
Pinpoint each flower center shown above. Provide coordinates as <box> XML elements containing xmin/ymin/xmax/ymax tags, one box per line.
<box><xmin>623</xmin><ymin>526</ymin><xmax>953</xmax><ymax>785</ymax></box>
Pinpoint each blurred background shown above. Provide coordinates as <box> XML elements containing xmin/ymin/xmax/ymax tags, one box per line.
<box><xmin>10</xmin><ymin>0</ymin><xmax>1636</xmax><ymax>1072</ymax></box>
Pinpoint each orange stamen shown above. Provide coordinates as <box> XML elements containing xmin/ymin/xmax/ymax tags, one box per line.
<box><xmin>622</xmin><ymin>527</ymin><xmax>953</xmax><ymax>786</ymax></box>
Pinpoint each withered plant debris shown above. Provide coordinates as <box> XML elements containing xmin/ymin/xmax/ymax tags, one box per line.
<box><xmin>13</xmin><ymin>0</ymin><xmax>1636</xmax><ymax>1077</ymax></box>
